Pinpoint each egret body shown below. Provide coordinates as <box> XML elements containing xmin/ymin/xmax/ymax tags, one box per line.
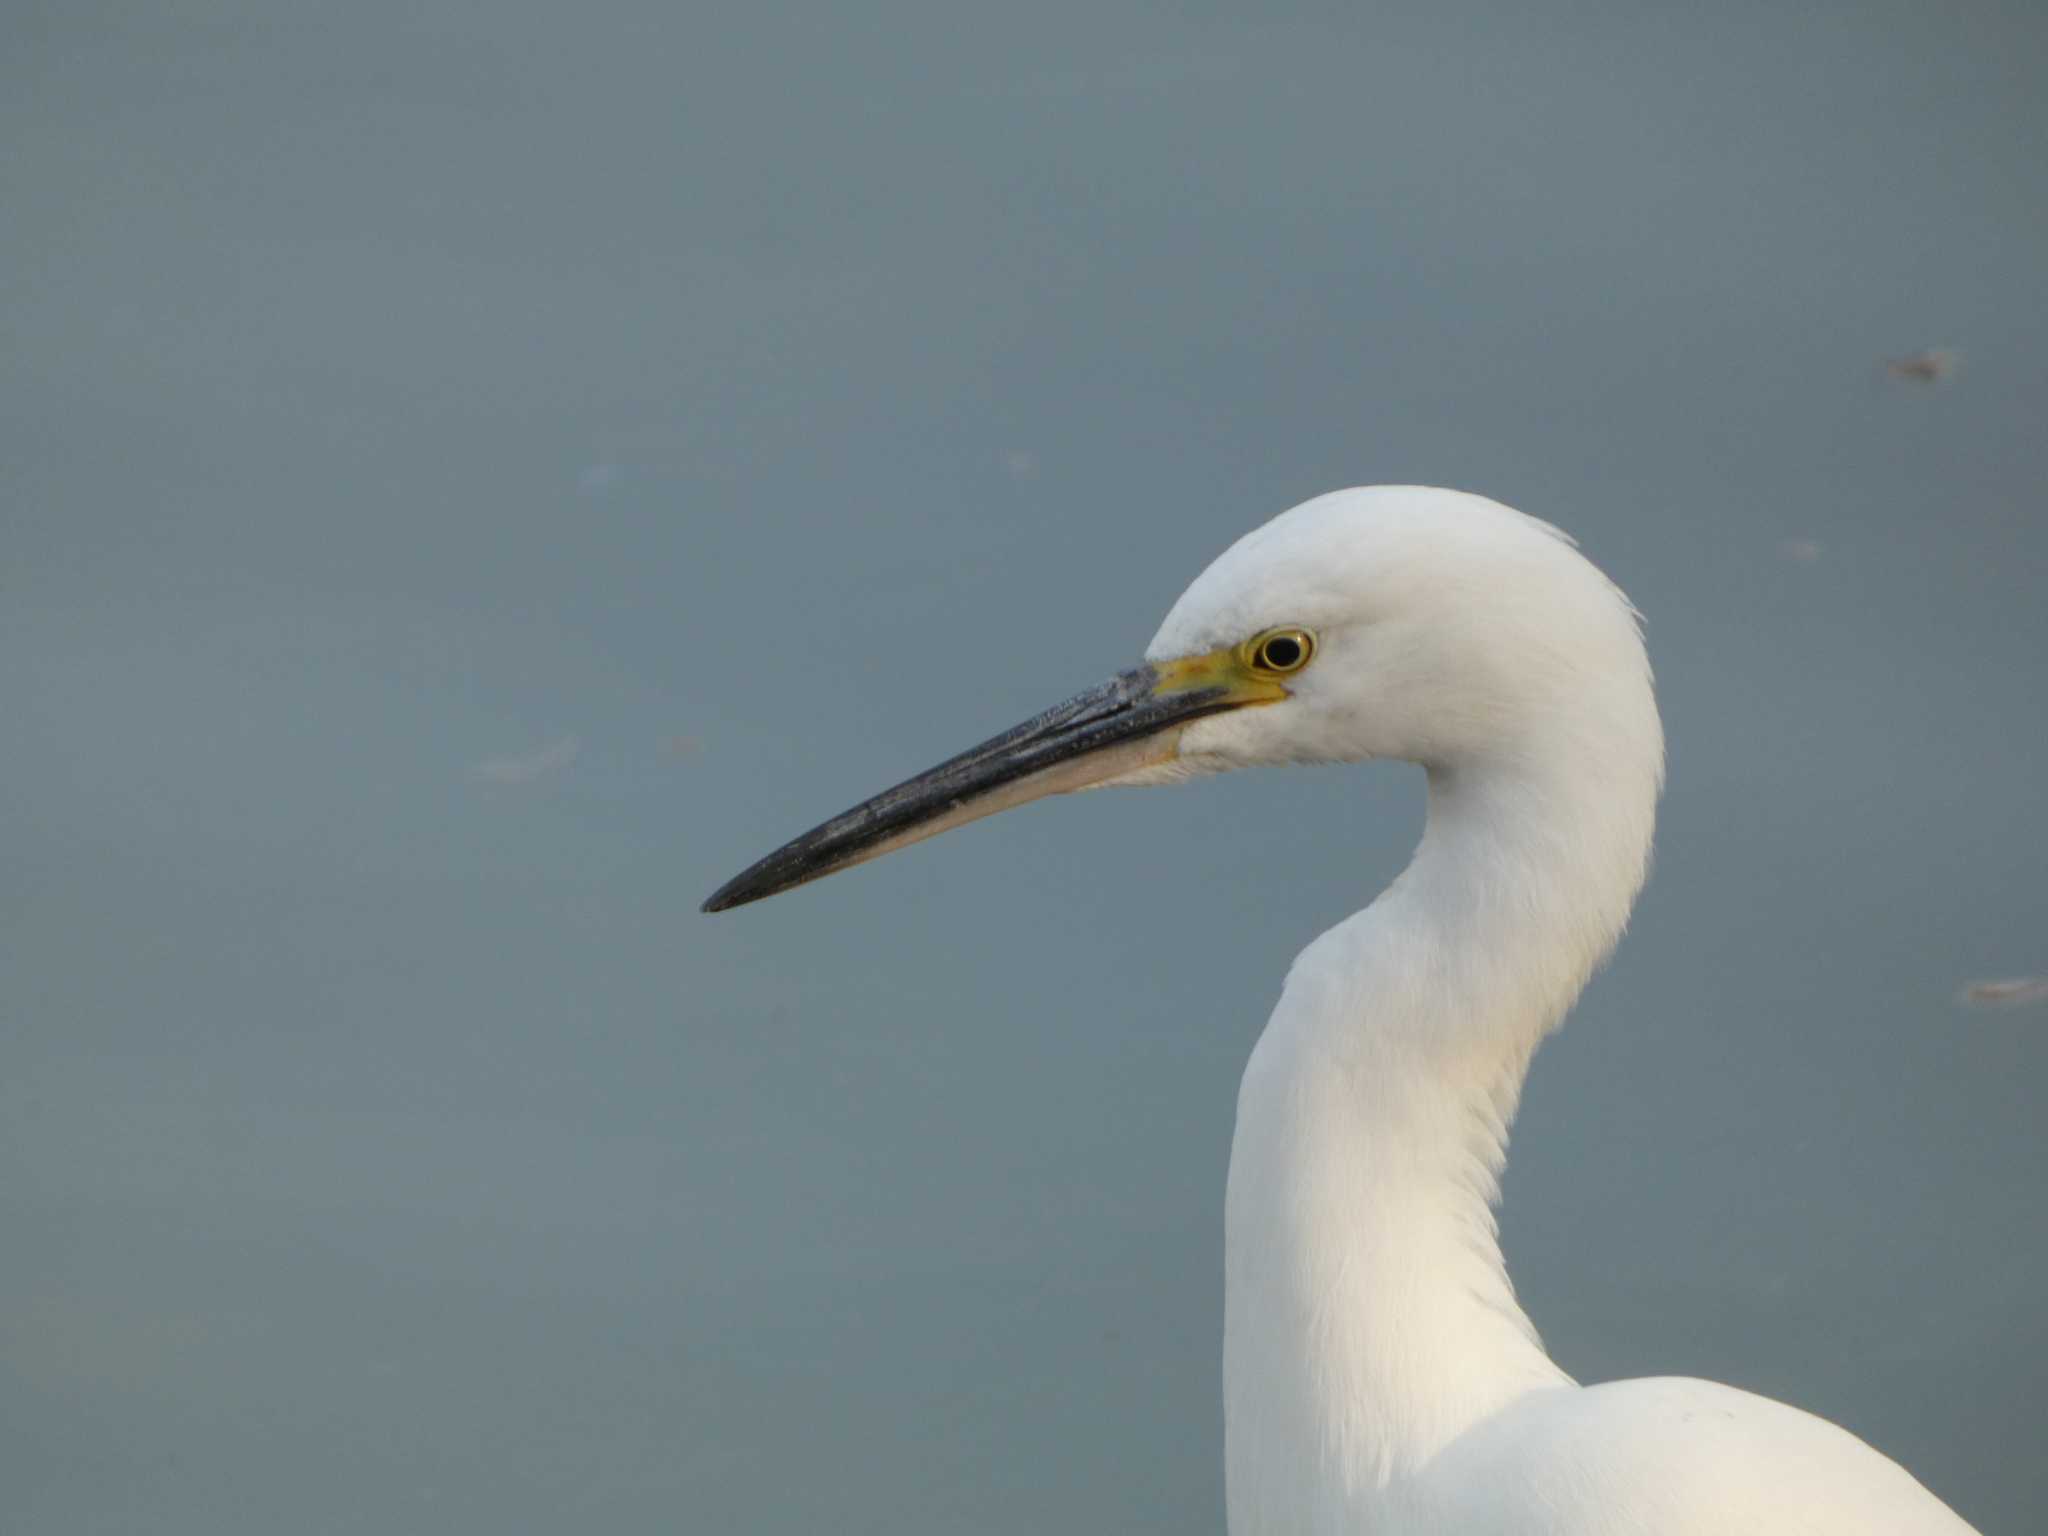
<box><xmin>707</xmin><ymin>487</ymin><xmax>1978</xmax><ymax>1534</ymax></box>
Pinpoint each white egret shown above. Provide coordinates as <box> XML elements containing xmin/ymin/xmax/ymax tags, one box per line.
<box><xmin>706</xmin><ymin>486</ymin><xmax>1978</xmax><ymax>1534</ymax></box>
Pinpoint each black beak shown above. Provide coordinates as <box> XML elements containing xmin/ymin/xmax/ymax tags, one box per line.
<box><xmin>703</xmin><ymin>662</ymin><xmax>1245</xmax><ymax>913</ymax></box>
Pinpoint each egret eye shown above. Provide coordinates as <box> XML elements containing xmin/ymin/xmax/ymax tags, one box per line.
<box><xmin>1247</xmin><ymin>627</ymin><xmax>1314</xmax><ymax>676</ymax></box>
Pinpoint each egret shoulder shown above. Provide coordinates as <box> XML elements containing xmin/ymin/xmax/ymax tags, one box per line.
<box><xmin>1416</xmin><ymin>1377</ymin><xmax>1977</xmax><ymax>1535</ymax></box>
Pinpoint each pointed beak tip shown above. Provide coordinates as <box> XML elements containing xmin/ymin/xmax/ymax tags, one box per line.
<box><xmin>704</xmin><ymin>866</ymin><xmax>791</xmax><ymax>913</ymax></box>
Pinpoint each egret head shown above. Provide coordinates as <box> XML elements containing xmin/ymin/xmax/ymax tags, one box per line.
<box><xmin>704</xmin><ymin>486</ymin><xmax>1659</xmax><ymax>912</ymax></box>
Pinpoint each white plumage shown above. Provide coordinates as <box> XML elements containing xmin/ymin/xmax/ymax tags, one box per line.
<box><xmin>1169</xmin><ymin>489</ymin><xmax>1972</xmax><ymax>1534</ymax></box>
<box><xmin>711</xmin><ymin>485</ymin><xmax>1980</xmax><ymax>1534</ymax></box>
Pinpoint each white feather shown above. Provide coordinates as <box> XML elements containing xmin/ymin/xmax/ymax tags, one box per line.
<box><xmin>1143</xmin><ymin>488</ymin><xmax>1975</xmax><ymax>1535</ymax></box>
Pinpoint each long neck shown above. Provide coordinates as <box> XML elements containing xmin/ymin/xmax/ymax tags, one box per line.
<box><xmin>1223</xmin><ymin>749</ymin><xmax>1658</xmax><ymax>1534</ymax></box>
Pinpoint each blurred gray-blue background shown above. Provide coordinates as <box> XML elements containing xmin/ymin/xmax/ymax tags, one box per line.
<box><xmin>6</xmin><ymin>2</ymin><xmax>2046</xmax><ymax>1531</ymax></box>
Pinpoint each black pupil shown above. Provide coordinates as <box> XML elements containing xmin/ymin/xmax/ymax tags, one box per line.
<box><xmin>1262</xmin><ymin>636</ymin><xmax>1301</xmax><ymax>669</ymax></box>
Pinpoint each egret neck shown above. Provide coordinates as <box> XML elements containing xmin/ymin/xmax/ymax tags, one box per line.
<box><xmin>1224</xmin><ymin>739</ymin><xmax>1661</xmax><ymax>1532</ymax></box>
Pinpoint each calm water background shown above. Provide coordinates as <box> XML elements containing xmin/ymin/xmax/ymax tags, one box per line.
<box><xmin>7</xmin><ymin>2</ymin><xmax>2047</xmax><ymax>1531</ymax></box>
